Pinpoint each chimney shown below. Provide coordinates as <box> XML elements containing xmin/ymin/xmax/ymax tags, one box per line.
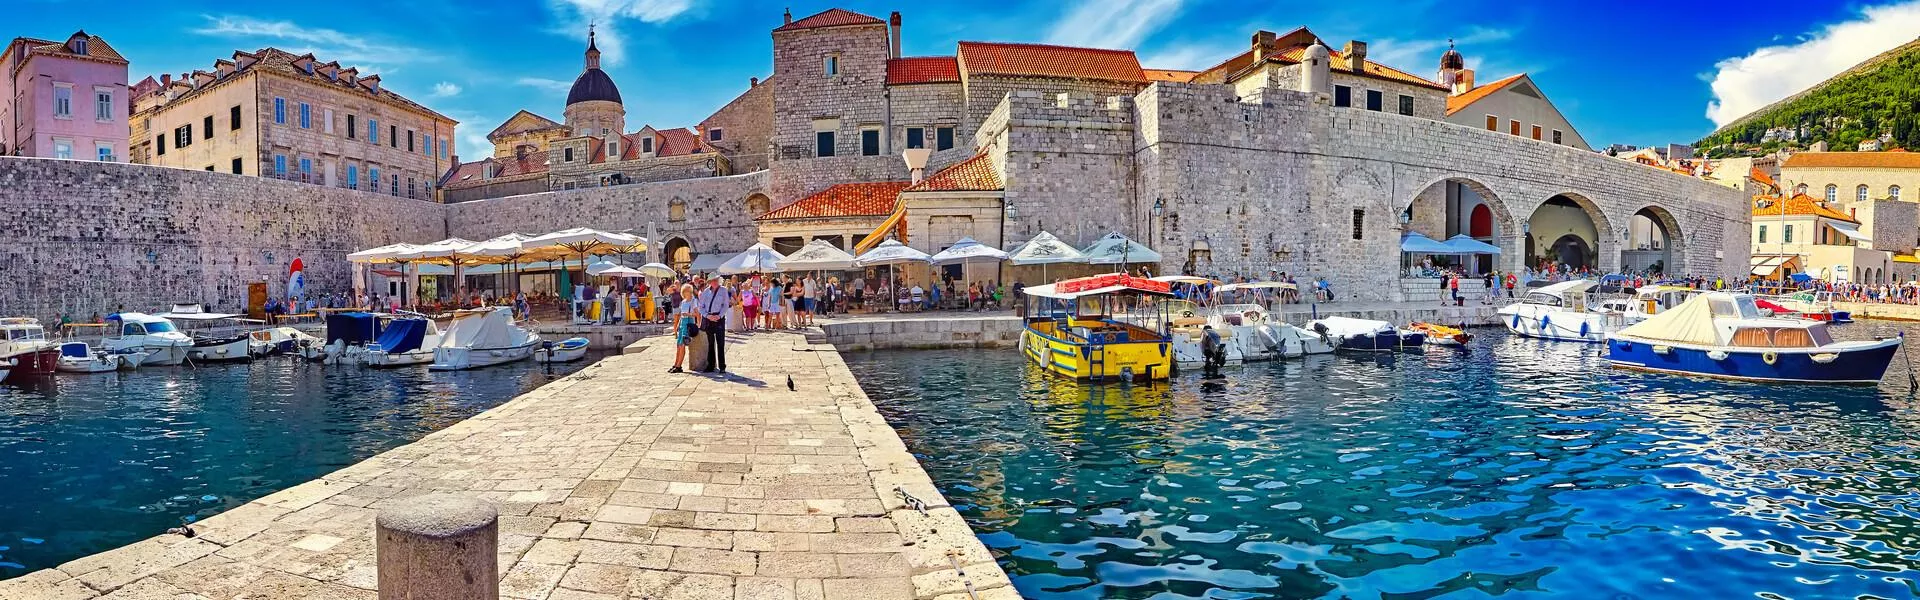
<box><xmin>1251</xmin><ymin>30</ymin><xmax>1277</xmax><ymax>63</ymax></box>
<box><xmin>1453</xmin><ymin>68</ymin><xmax>1475</xmax><ymax>95</ymax></box>
<box><xmin>782</xmin><ymin>8</ymin><xmax>792</xmax><ymax>25</ymax></box>
<box><xmin>750</xmin><ymin>76</ymin><xmax>759</xmax><ymax>87</ymax></box>
<box><xmin>902</xmin><ymin>148</ymin><xmax>931</xmax><ymax>184</ymax></box>
<box><xmin>160</xmin><ymin>73</ymin><xmax>171</xmax><ymax>86</ymax></box>
<box><xmin>1343</xmin><ymin>40</ymin><xmax>1367</xmax><ymax>73</ymax></box>
<box><xmin>889</xmin><ymin>12</ymin><xmax>902</xmax><ymax>60</ymax></box>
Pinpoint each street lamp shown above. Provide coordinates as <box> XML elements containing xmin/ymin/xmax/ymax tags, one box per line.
<box><xmin>1150</xmin><ymin>198</ymin><xmax>1165</xmax><ymax>243</ymax></box>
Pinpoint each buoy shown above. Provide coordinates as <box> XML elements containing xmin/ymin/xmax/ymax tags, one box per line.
<box><xmin>1762</xmin><ymin>352</ymin><xmax>1778</xmax><ymax>365</ymax></box>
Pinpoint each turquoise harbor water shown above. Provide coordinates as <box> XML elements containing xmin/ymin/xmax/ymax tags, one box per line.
<box><xmin>0</xmin><ymin>355</ymin><xmax>601</xmax><ymax>575</ymax></box>
<box><xmin>847</xmin><ymin>326</ymin><xmax>1920</xmax><ymax>599</ymax></box>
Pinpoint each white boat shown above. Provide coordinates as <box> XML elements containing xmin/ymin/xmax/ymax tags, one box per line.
<box><xmin>102</xmin><ymin>313</ymin><xmax>193</xmax><ymax>366</ymax></box>
<box><xmin>365</xmin><ymin>315</ymin><xmax>444</xmax><ymax>368</ymax></box>
<box><xmin>535</xmin><ymin>337</ymin><xmax>591</xmax><ymax>363</ymax></box>
<box><xmin>1</xmin><ymin>317</ymin><xmax>59</xmax><ymax>379</ymax></box>
<box><xmin>1606</xmin><ymin>292</ymin><xmax>1898</xmax><ymax>384</ymax></box>
<box><xmin>1304</xmin><ymin>316</ymin><xmax>1426</xmax><ymax>351</ymax></box>
<box><xmin>55</xmin><ymin>342</ymin><xmax>121</xmax><ymax>373</ymax></box>
<box><xmin>111</xmin><ymin>347</ymin><xmax>144</xmax><ymax>370</ymax></box>
<box><xmin>1165</xmin><ymin>301</ymin><xmax>1244</xmax><ymax>369</ymax></box>
<box><xmin>429</xmin><ymin>307</ymin><xmax>541</xmax><ymax>371</ymax></box>
<box><xmin>157</xmin><ymin>304</ymin><xmax>257</xmax><ymax>363</ymax></box>
<box><xmin>1496</xmin><ymin>280</ymin><xmax>1621</xmax><ymax>343</ymax></box>
<box><xmin>249</xmin><ymin>327</ymin><xmax>322</xmax><ymax>357</ymax></box>
<box><xmin>306</xmin><ymin>312</ymin><xmax>383</xmax><ymax>365</ymax></box>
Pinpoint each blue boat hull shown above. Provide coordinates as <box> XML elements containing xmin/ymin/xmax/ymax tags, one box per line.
<box><xmin>1606</xmin><ymin>338</ymin><xmax>1898</xmax><ymax>384</ymax></box>
<box><xmin>1338</xmin><ymin>331</ymin><xmax>1426</xmax><ymax>352</ymax></box>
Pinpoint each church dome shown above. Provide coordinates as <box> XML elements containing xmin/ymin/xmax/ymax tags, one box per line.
<box><xmin>1439</xmin><ymin>44</ymin><xmax>1465</xmax><ymax>70</ymax></box>
<box><xmin>567</xmin><ymin>68</ymin><xmax>622</xmax><ymax>105</ymax></box>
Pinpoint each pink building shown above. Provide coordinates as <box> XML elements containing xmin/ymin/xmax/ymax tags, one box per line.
<box><xmin>1</xmin><ymin>31</ymin><xmax>129</xmax><ymax>160</ymax></box>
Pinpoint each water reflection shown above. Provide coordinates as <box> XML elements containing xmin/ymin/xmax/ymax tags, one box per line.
<box><xmin>848</xmin><ymin>325</ymin><xmax>1920</xmax><ymax>599</ymax></box>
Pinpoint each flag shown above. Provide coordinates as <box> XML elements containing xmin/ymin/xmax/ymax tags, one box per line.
<box><xmin>287</xmin><ymin>258</ymin><xmax>306</xmax><ymax>300</ymax></box>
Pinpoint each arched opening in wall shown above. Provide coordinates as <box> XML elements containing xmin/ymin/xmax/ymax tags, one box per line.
<box><xmin>1403</xmin><ymin>177</ymin><xmax>1512</xmax><ymax>274</ymax></box>
<box><xmin>1525</xmin><ymin>194</ymin><xmax>1609</xmax><ymax>272</ymax></box>
<box><xmin>745</xmin><ymin>193</ymin><xmax>771</xmax><ymax>219</ymax></box>
<box><xmin>663</xmin><ymin>237</ymin><xmax>692</xmax><ymax>272</ymax></box>
<box><xmin>1623</xmin><ymin>206</ymin><xmax>1682</xmax><ymax>276</ymax></box>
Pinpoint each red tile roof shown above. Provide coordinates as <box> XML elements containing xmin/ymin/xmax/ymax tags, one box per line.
<box><xmin>1752</xmin><ymin>193</ymin><xmax>1859</xmax><ymax>223</ymax></box>
<box><xmin>758</xmin><ymin>181</ymin><xmax>912</xmax><ymax>221</ymax></box>
<box><xmin>956</xmin><ymin>41</ymin><xmax>1146</xmax><ymax>83</ymax></box>
<box><xmin>773</xmin><ymin>8</ymin><xmax>885</xmax><ymax>32</ymax></box>
<box><xmin>1193</xmin><ymin>29</ymin><xmax>1447</xmax><ymax>91</ymax></box>
<box><xmin>441</xmin><ymin>152</ymin><xmax>550</xmax><ymax>191</ymax></box>
<box><xmin>888</xmin><ymin>56</ymin><xmax>960</xmax><ymax>85</ymax></box>
<box><xmin>1444</xmin><ymin>73</ymin><xmax>1525</xmax><ymax>116</ymax></box>
<box><xmin>1783</xmin><ymin>151</ymin><xmax>1920</xmax><ymax>169</ymax></box>
<box><xmin>905</xmin><ymin>153</ymin><xmax>1001</xmax><ymax>192</ymax></box>
<box><xmin>1143</xmin><ymin>69</ymin><xmax>1199</xmax><ymax>83</ymax></box>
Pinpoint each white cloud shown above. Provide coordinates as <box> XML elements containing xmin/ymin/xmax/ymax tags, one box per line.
<box><xmin>544</xmin><ymin>0</ymin><xmax>697</xmax><ymax>67</ymax></box>
<box><xmin>430</xmin><ymin>82</ymin><xmax>462</xmax><ymax>98</ymax></box>
<box><xmin>1046</xmin><ymin>0</ymin><xmax>1184</xmax><ymax>50</ymax></box>
<box><xmin>516</xmin><ymin>77</ymin><xmax>573</xmax><ymax>94</ymax></box>
<box><xmin>194</xmin><ymin>15</ymin><xmax>427</xmax><ymax>68</ymax></box>
<box><xmin>459</xmin><ymin>132</ymin><xmax>493</xmax><ymax>163</ymax></box>
<box><xmin>1705</xmin><ymin>0</ymin><xmax>1920</xmax><ymax>127</ymax></box>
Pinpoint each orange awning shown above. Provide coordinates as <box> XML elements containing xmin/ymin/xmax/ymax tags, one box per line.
<box><xmin>853</xmin><ymin>208</ymin><xmax>908</xmax><ymax>254</ymax></box>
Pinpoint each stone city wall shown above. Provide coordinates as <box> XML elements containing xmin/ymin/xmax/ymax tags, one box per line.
<box><xmin>988</xmin><ymin>91</ymin><xmax>1140</xmax><ymax>250</ymax></box>
<box><xmin>445</xmin><ymin>170</ymin><xmax>769</xmax><ymax>257</ymax></box>
<box><xmin>0</xmin><ymin>157</ymin><xmax>447</xmax><ymax>320</ymax></box>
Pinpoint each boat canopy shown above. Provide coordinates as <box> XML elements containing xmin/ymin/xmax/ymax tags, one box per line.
<box><xmin>1214</xmin><ymin>281</ymin><xmax>1296</xmax><ymax>292</ymax></box>
<box><xmin>1615</xmin><ymin>293</ymin><xmax>1727</xmax><ymax>345</ymax></box>
<box><xmin>440</xmin><ymin>307</ymin><xmax>520</xmax><ymax>350</ymax></box>
<box><xmin>59</xmin><ymin>342</ymin><xmax>89</xmax><ymax>358</ymax></box>
<box><xmin>1308</xmin><ymin>316</ymin><xmax>1392</xmax><ymax>337</ymax></box>
<box><xmin>325</xmin><ymin>312</ymin><xmax>383</xmax><ymax>345</ymax></box>
<box><xmin>373</xmin><ymin>318</ymin><xmax>429</xmax><ymax>353</ymax></box>
<box><xmin>1022</xmin><ymin>273</ymin><xmax>1176</xmax><ymax>299</ymax></box>
<box><xmin>157</xmin><ymin>303</ymin><xmax>245</xmax><ymax>321</ymax></box>
<box><xmin>1533</xmin><ymin>279</ymin><xmax>1597</xmax><ymax>298</ymax></box>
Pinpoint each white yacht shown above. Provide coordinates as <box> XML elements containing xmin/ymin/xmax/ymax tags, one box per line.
<box><xmin>103</xmin><ymin>313</ymin><xmax>193</xmax><ymax>366</ymax></box>
<box><xmin>1496</xmin><ymin>280</ymin><xmax>1622</xmax><ymax>343</ymax></box>
<box><xmin>429</xmin><ymin>307</ymin><xmax>540</xmax><ymax>371</ymax></box>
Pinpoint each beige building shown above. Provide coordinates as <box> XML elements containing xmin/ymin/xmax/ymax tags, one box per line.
<box><xmin>1438</xmin><ymin>51</ymin><xmax>1590</xmax><ymax>151</ymax></box>
<box><xmin>1779</xmin><ymin>151</ymin><xmax>1917</xmax><ymax>206</ymax></box>
<box><xmin>755</xmin><ymin>180</ymin><xmax>909</xmax><ymax>254</ymax></box>
<box><xmin>486</xmin><ymin>110</ymin><xmax>569</xmax><ymax>158</ymax></box>
<box><xmin>127</xmin><ymin>48</ymin><xmax>455</xmax><ymax>201</ymax></box>
<box><xmin>1750</xmin><ymin>193</ymin><xmax>1898</xmax><ymax>284</ymax></box>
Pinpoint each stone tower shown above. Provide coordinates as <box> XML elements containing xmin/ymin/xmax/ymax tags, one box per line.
<box><xmin>1438</xmin><ymin>41</ymin><xmax>1474</xmax><ymax>95</ymax></box>
<box><xmin>564</xmin><ymin>26</ymin><xmax>626</xmax><ymax>152</ymax></box>
<box><xmin>1300</xmin><ymin>39</ymin><xmax>1331</xmax><ymax>96</ymax></box>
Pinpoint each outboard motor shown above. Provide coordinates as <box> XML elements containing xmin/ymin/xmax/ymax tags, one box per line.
<box><xmin>1201</xmin><ymin>325</ymin><xmax>1226</xmax><ymax>375</ymax></box>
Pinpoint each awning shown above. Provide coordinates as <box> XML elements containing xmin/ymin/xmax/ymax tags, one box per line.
<box><xmin>1830</xmin><ymin>221</ymin><xmax>1871</xmax><ymax>242</ymax></box>
<box><xmin>1400</xmin><ymin>232</ymin><xmax>1453</xmax><ymax>253</ymax></box>
<box><xmin>1749</xmin><ymin>255</ymin><xmax>1792</xmax><ymax>276</ymax></box>
<box><xmin>853</xmin><ymin>209</ymin><xmax>909</xmax><ymax>255</ymax></box>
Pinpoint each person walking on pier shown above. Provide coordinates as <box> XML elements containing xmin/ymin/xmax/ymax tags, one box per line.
<box><xmin>697</xmin><ymin>276</ymin><xmax>732</xmax><ymax>374</ymax></box>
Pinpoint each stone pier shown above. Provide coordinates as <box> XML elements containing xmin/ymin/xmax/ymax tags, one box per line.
<box><xmin>0</xmin><ymin>331</ymin><xmax>1012</xmax><ymax>600</ymax></box>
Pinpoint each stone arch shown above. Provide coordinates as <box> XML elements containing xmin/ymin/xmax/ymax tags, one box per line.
<box><xmin>662</xmin><ymin>236</ymin><xmax>692</xmax><ymax>272</ymax></box>
<box><xmin>1624</xmin><ymin>205</ymin><xmax>1686</xmax><ymax>275</ymax></box>
<box><xmin>1402</xmin><ymin>175</ymin><xmax>1517</xmax><ymax>272</ymax></box>
<box><xmin>1526</xmin><ymin>191</ymin><xmax>1616</xmax><ymax>272</ymax></box>
<box><xmin>744</xmin><ymin>193</ymin><xmax>771</xmax><ymax>219</ymax></box>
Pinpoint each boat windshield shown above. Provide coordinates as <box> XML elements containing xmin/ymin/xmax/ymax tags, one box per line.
<box><xmin>1522</xmin><ymin>292</ymin><xmax>1562</xmax><ymax>307</ymax></box>
<box><xmin>1710</xmin><ymin>296</ymin><xmax>1762</xmax><ymax>320</ymax></box>
<box><xmin>142</xmin><ymin>321</ymin><xmax>177</xmax><ymax>334</ymax></box>
<box><xmin>5</xmin><ymin>327</ymin><xmax>47</xmax><ymax>341</ymax></box>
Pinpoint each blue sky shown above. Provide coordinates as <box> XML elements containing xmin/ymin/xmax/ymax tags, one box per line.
<box><xmin>14</xmin><ymin>0</ymin><xmax>1920</xmax><ymax>160</ymax></box>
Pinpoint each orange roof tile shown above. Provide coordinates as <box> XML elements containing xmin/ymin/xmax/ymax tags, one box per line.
<box><xmin>440</xmin><ymin>153</ymin><xmax>550</xmax><ymax>191</ymax></box>
<box><xmin>1783</xmin><ymin>151</ymin><xmax>1920</xmax><ymax>169</ymax></box>
<box><xmin>758</xmin><ymin>181</ymin><xmax>913</xmax><ymax>221</ymax></box>
<box><xmin>956</xmin><ymin>41</ymin><xmax>1146</xmax><ymax>83</ymax></box>
<box><xmin>888</xmin><ymin>56</ymin><xmax>960</xmax><ymax>85</ymax></box>
<box><xmin>1443</xmin><ymin>73</ymin><xmax>1525</xmax><ymax>116</ymax></box>
<box><xmin>1192</xmin><ymin>30</ymin><xmax>1447</xmax><ymax>91</ymax></box>
<box><xmin>1143</xmin><ymin>69</ymin><xmax>1199</xmax><ymax>83</ymax></box>
<box><xmin>773</xmin><ymin>8</ymin><xmax>884</xmax><ymax>32</ymax></box>
<box><xmin>1752</xmin><ymin>193</ymin><xmax>1859</xmax><ymax>223</ymax></box>
<box><xmin>905</xmin><ymin>153</ymin><xmax>1001</xmax><ymax>192</ymax></box>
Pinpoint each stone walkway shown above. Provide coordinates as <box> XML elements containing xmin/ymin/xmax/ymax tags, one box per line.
<box><xmin>0</xmin><ymin>332</ymin><xmax>1013</xmax><ymax>599</ymax></box>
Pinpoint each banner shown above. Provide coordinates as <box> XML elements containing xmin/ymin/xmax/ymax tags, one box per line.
<box><xmin>287</xmin><ymin>258</ymin><xmax>306</xmax><ymax>300</ymax></box>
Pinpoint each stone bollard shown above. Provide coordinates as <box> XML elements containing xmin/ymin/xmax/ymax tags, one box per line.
<box><xmin>687</xmin><ymin>327</ymin><xmax>712</xmax><ymax>372</ymax></box>
<box><xmin>376</xmin><ymin>494</ymin><xmax>498</xmax><ymax>600</ymax></box>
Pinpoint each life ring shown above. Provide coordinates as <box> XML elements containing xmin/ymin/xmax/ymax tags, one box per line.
<box><xmin>1182</xmin><ymin>310</ymin><xmax>1195</xmax><ymax>318</ymax></box>
<box><xmin>1762</xmin><ymin>352</ymin><xmax>1778</xmax><ymax>365</ymax></box>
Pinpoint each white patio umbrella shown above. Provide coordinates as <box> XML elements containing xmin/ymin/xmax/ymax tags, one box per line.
<box><xmin>522</xmin><ymin>228</ymin><xmax>643</xmax><ymax>302</ymax></box>
<box><xmin>637</xmin><ymin>263</ymin><xmax>676</xmax><ymax>278</ymax></box>
<box><xmin>1006</xmin><ymin>230</ymin><xmax>1087</xmax><ymax>283</ymax></box>
<box><xmin>719</xmin><ymin>243</ymin><xmax>787</xmax><ymax>275</ymax></box>
<box><xmin>780</xmin><ymin>240</ymin><xmax>857</xmax><ymax>271</ymax></box>
<box><xmin>394</xmin><ymin>238</ymin><xmax>477</xmax><ymax>308</ymax></box>
<box><xmin>931</xmin><ymin>237</ymin><xmax>1008</xmax><ymax>306</ymax></box>
<box><xmin>856</xmin><ymin>239</ymin><xmax>933</xmax><ymax>310</ymax></box>
<box><xmin>585</xmin><ymin>260</ymin><xmax>627</xmax><ymax>276</ymax></box>
<box><xmin>457</xmin><ymin>233</ymin><xmax>535</xmax><ymax>295</ymax></box>
<box><xmin>596</xmin><ymin>266</ymin><xmax>647</xmax><ymax>278</ymax></box>
<box><xmin>1080</xmin><ymin>232</ymin><xmax>1162</xmax><ymax>267</ymax></box>
<box><xmin>347</xmin><ymin>243</ymin><xmax>421</xmax><ymax>308</ymax></box>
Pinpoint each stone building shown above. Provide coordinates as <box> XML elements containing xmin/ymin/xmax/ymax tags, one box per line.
<box><xmin>1748</xmin><ymin>192</ymin><xmax>1905</xmax><ymax>284</ymax></box>
<box><xmin>486</xmin><ymin>110</ymin><xmax>570</xmax><ymax>159</ymax></box>
<box><xmin>1439</xmin><ymin>49</ymin><xmax>1590</xmax><ymax>151</ymax></box>
<box><xmin>1779</xmin><ymin>151</ymin><xmax>1917</xmax><ymax>206</ymax></box>
<box><xmin>126</xmin><ymin>47</ymin><xmax>456</xmax><ymax>202</ymax></box>
<box><xmin>0</xmin><ymin>31</ymin><xmax>129</xmax><ymax>161</ymax></box>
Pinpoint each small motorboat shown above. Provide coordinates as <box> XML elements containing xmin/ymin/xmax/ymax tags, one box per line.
<box><xmin>535</xmin><ymin>337</ymin><xmax>591</xmax><ymax>363</ymax></box>
<box><xmin>1305</xmin><ymin>316</ymin><xmax>1426</xmax><ymax>352</ymax></box>
<box><xmin>429</xmin><ymin>307</ymin><xmax>541</xmax><ymax>371</ymax></box>
<box><xmin>365</xmin><ymin>315</ymin><xmax>443</xmax><ymax>368</ymax></box>
<box><xmin>1607</xmin><ymin>292</ymin><xmax>1898</xmax><ymax>384</ymax></box>
<box><xmin>1261</xmin><ymin>322</ymin><xmax>1337</xmax><ymax>357</ymax></box>
<box><xmin>102</xmin><ymin>313</ymin><xmax>193</xmax><ymax>366</ymax></box>
<box><xmin>56</xmin><ymin>342</ymin><xmax>121</xmax><ymax>373</ymax></box>
<box><xmin>157</xmin><ymin>305</ymin><xmax>257</xmax><ymax>363</ymax></box>
<box><xmin>1409</xmin><ymin>322</ymin><xmax>1472</xmax><ymax>346</ymax></box>
<box><xmin>1495</xmin><ymin>280</ymin><xmax>1618</xmax><ymax>342</ymax></box>
<box><xmin>1</xmin><ymin>317</ymin><xmax>60</xmax><ymax>380</ymax></box>
<box><xmin>306</xmin><ymin>312</ymin><xmax>383</xmax><ymax>364</ymax></box>
<box><xmin>249</xmin><ymin>327</ymin><xmax>322</xmax><ymax>357</ymax></box>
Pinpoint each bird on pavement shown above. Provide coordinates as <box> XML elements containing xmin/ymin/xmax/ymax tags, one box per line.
<box><xmin>787</xmin><ymin>375</ymin><xmax>795</xmax><ymax>391</ymax></box>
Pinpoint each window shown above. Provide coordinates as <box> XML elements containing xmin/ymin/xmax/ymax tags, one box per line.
<box><xmin>816</xmin><ymin>131</ymin><xmax>835</xmax><ymax>157</ymax></box>
<box><xmin>424</xmin><ymin>137</ymin><xmax>432</xmax><ymax>157</ymax></box>
<box><xmin>709</xmin><ymin>128</ymin><xmax>723</xmax><ymax>141</ymax></box>
<box><xmin>860</xmin><ymin>128</ymin><xmax>880</xmax><ymax>156</ymax></box>
<box><xmin>824</xmin><ymin>54</ymin><xmax>840</xmax><ymax>77</ymax></box>
<box><xmin>273</xmin><ymin>97</ymin><xmax>285</xmax><ymax>124</ymax></box>
<box><xmin>203</xmin><ymin>115</ymin><xmax>213</xmax><ymax>139</ymax></box>
<box><xmin>1824</xmin><ymin>184</ymin><xmax>1837</xmax><ymax>202</ymax></box>
<box><xmin>95</xmin><ymin>89</ymin><xmax>113</xmax><ymax>121</ymax></box>
<box><xmin>231</xmin><ymin>157</ymin><xmax>243</xmax><ymax>174</ymax></box>
<box><xmin>390</xmin><ymin>174</ymin><xmax>399</xmax><ymax>195</ymax></box>
<box><xmin>346</xmin><ymin>165</ymin><xmax>358</xmax><ymax>190</ymax></box>
<box><xmin>406</xmin><ymin>130</ymin><xmax>414</xmax><ymax>152</ymax></box>
<box><xmin>53</xmin><ymin>84</ymin><xmax>72</xmax><ymax>118</ymax></box>
<box><xmin>439</xmin><ymin>137</ymin><xmax>448</xmax><ymax>159</ymax></box>
<box><xmin>230</xmin><ymin>105</ymin><xmax>242</xmax><ymax>130</ymax></box>
<box><xmin>173</xmin><ymin>125</ymin><xmax>191</xmax><ymax>148</ymax></box>
<box><xmin>1397</xmin><ymin>94</ymin><xmax>1413</xmax><ymax>116</ymax></box>
<box><xmin>389</xmin><ymin>125</ymin><xmax>397</xmax><ymax>148</ymax></box>
<box><xmin>408</xmin><ymin>179</ymin><xmax>416</xmax><ymax>198</ymax></box>
<box><xmin>1485</xmin><ymin>115</ymin><xmax>1497</xmax><ymax>131</ymax></box>
<box><xmin>1333</xmin><ymin>85</ymin><xmax>1351</xmax><ymax>107</ymax></box>
<box><xmin>936</xmin><ymin>126</ymin><xmax>955</xmax><ymax>151</ymax></box>
<box><xmin>96</xmin><ymin>142</ymin><xmax>112</xmax><ymax>161</ymax></box>
<box><xmin>299</xmin><ymin>103</ymin><xmax>311</xmax><ymax>129</ymax></box>
<box><xmin>370</xmin><ymin>168</ymin><xmax>379</xmax><ymax>191</ymax></box>
<box><xmin>1365</xmin><ymin>90</ymin><xmax>1382</xmax><ymax>111</ymax></box>
<box><xmin>299</xmin><ymin>157</ymin><xmax>312</xmax><ymax>178</ymax></box>
<box><xmin>564</xmin><ymin>147</ymin><xmax>575</xmax><ymax>162</ymax></box>
<box><xmin>1531</xmin><ymin>125</ymin><xmax>1542</xmax><ymax>140</ymax></box>
<box><xmin>52</xmin><ymin>139</ymin><xmax>72</xmax><ymax>159</ymax></box>
<box><xmin>323</xmin><ymin>109</ymin><xmax>333</xmax><ymax>134</ymax></box>
<box><xmin>1784</xmin><ymin>224</ymin><xmax>1793</xmax><ymax>243</ymax></box>
<box><xmin>607</xmin><ymin>139</ymin><xmax>618</xmax><ymax>156</ymax></box>
<box><xmin>274</xmin><ymin>154</ymin><xmax>287</xmax><ymax>175</ymax></box>
<box><xmin>1857</xmin><ymin>184</ymin><xmax>1869</xmax><ymax>202</ymax></box>
<box><xmin>1351</xmin><ymin>209</ymin><xmax>1365</xmax><ymax>240</ymax></box>
<box><xmin>370</xmin><ymin>119</ymin><xmax>379</xmax><ymax>144</ymax></box>
<box><xmin>73</xmin><ymin>39</ymin><xmax>86</xmax><ymax>55</ymax></box>
<box><xmin>155</xmin><ymin>134</ymin><xmax>165</xmax><ymax>155</ymax></box>
<box><xmin>1552</xmin><ymin>130</ymin><xmax>1563</xmax><ymax>145</ymax></box>
<box><xmin>1892</xmin><ymin>186</ymin><xmax>1902</xmax><ymax>201</ymax></box>
<box><xmin>1509</xmin><ymin>120</ymin><xmax>1520</xmax><ymax>136</ymax></box>
<box><xmin>642</xmin><ymin>137</ymin><xmax>653</xmax><ymax>153</ymax></box>
<box><xmin>347</xmin><ymin>115</ymin><xmax>357</xmax><ymax>139</ymax></box>
<box><xmin>906</xmin><ymin>127</ymin><xmax>925</xmax><ymax>149</ymax></box>
<box><xmin>1795</xmin><ymin>183</ymin><xmax>1807</xmax><ymax>195</ymax></box>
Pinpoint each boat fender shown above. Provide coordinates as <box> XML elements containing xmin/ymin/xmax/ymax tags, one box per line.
<box><xmin>1579</xmin><ymin>322</ymin><xmax>1589</xmax><ymax>338</ymax></box>
<box><xmin>1706</xmin><ymin>350</ymin><xmax>1729</xmax><ymax>361</ymax></box>
<box><xmin>1652</xmin><ymin>345</ymin><xmax>1671</xmax><ymax>355</ymax></box>
<box><xmin>1762</xmin><ymin>352</ymin><xmax>1778</xmax><ymax>365</ymax></box>
<box><xmin>1511</xmin><ymin>314</ymin><xmax>1521</xmax><ymax>329</ymax></box>
<box><xmin>1539</xmin><ymin>315</ymin><xmax>1551</xmax><ymax>332</ymax></box>
<box><xmin>1811</xmin><ymin>353</ymin><xmax>1839</xmax><ymax>364</ymax></box>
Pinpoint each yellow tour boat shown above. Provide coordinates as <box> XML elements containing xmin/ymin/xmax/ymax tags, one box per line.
<box><xmin>1019</xmin><ymin>274</ymin><xmax>1177</xmax><ymax>381</ymax></box>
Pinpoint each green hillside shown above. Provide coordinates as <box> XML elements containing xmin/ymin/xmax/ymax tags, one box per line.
<box><xmin>1696</xmin><ymin>37</ymin><xmax>1920</xmax><ymax>158</ymax></box>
